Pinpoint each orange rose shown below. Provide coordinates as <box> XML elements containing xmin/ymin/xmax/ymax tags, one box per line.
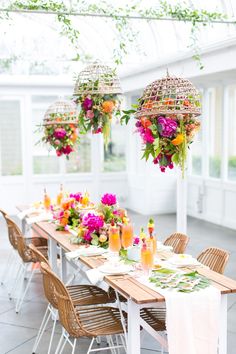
<box><xmin>171</xmin><ymin>134</ymin><xmax>184</xmax><ymax>146</ymax></box>
<box><xmin>56</xmin><ymin>117</ymin><xmax>62</xmax><ymax>122</ymax></box>
<box><xmin>102</xmin><ymin>101</ymin><xmax>115</xmax><ymax>113</ymax></box>
<box><xmin>183</xmin><ymin>99</ymin><xmax>191</xmax><ymax>107</ymax></box>
<box><xmin>141</xmin><ymin>117</ymin><xmax>152</xmax><ymax>128</ymax></box>
<box><xmin>60</xmin><ymin>217</ymin><xmax>68</xmax><ymax>227</ymax></box>
<box><xmin>63</xmin><ymin>210</ymin><xmax>70</xmax><ymax>218</ymax></box>
<box><xmin>70</xmin><ymin>132</ymin><xmax>78</xmax><ymax>143</ymax></box>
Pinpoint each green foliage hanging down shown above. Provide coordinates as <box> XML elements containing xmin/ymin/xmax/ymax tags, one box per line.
<box><xmin>2</xmin><ymin>0</ymin><xmax>231</xmax><ymax>68</ymax></box>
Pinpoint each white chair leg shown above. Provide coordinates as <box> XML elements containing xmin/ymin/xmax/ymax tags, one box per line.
<box><xmin>1</xmin><ymin>250</ymin><xmax>14</xmax><ymax>285</ymax></box>
<box><xmin>16</xmin><ymin>266</ymin><xmax>36</xmax><ymax>313</ymax></box>
<box><xmin>87</xmin><ymin>338</ymin><xmax>95</xmax><ymax>354</ymax></box>
<box><xmin>55</xmin><ymin>332</ymin><xmax>65</xmax><ymax>354</ymax></box>
<box><xmin>58</xmin><ymin>332</ymin><xmax>68</xmax><ymax>354</ymax></box>
<box><xmin>47</xmin><ymin>311</ymin><xmax>57</xmax><ymax>354</ymax></box>
<box><xmin>9</xmin><ymin>263</ymin><xmax>24</xmax><ymax>300</ymax></box>
<box><xmin>32</xmin><ymin>304</ymin><xmax>51</xmax><ymax>353</ymax></box>
<box><xmin>72</xmin><ymin>338</ymin><xmax>77</xmax><ymax>354</ymax></box>
<box><xmin>115</xmin><ymin>335</ymin><xmax>121</xmax><ymax>354</ymax></box>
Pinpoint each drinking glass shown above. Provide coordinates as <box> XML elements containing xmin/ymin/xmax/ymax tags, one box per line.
<box><xmin>141</xmin><ymin>244</ymin><xmax>154</xmax><ymax>275</ymax></box>
<box><xmin>121</xmin><ymin>223</ymin><xmax>134</xmax><ymax>249</ymax></box>
<box><xmin>109</xmin><ymin>225</ymin><xmax>121</xmax><ymax>258</ymax></box>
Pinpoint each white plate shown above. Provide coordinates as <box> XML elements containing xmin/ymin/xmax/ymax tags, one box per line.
<box><xmin>98</xmin><ymin>263</ymin><xmax>132</xmax><ymax>275</ymax></box>
<box><xmin>169</xmin><ymin>254</ymin><xmax>200</xmax><ymax>267</ymax></box>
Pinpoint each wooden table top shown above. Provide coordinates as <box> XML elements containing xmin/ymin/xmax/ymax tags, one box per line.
<box><xmin>30</xmin><ymin>221</ymin><xmax>236</xmax><ymax>304</ymax></box>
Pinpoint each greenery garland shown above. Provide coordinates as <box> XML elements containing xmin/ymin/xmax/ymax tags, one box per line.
<box><xmin>2</xmin><ymin>0</ymin><xmax>229</xmax><ymax>68</ymax></box>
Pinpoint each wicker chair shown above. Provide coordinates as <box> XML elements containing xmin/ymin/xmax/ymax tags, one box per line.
<box><xmin>140</xmin><ymin>245</ymin><xmax>230</xmax><ymax>344</ymax></box>
<box><xmin>40</xmin><ymin>262</ymin><xmax>126</xmax><ymax>354</ymax></box>
<box><xmin>4</xmin><ymin>216</ymin><xmax>48</xmax><ymax>313</ymax></box>
<box><xmin>197</xmin><ymin>247</ymin><xmax>229</xmax><ymax>274</ymax></box>
<box><xmin>163</xmin><ymin>232</ymin><xmax>189</xmax><ymax>254</ymax></box>
<box><xmin>31</xmin><ymin>247</ymin><xmax>116</xmax><ymax>354</ymax></box>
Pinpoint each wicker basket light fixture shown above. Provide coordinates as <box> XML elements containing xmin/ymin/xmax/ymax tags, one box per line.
<box><xmin>73</xmin><ymin>61</ymin><xmax>122</xmax><ymax>96</ymax></box>
<box><xmin>43</xmin><ymin>100</ymin><xmax>78</xmax><ymax>125</ymax></box>
<box><xmin>136</xmin><ymin>72</ymin><xmax>201</xmax><ymax>118</ymax></box>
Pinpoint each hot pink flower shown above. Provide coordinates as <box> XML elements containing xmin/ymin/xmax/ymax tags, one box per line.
<box><xmin>101</xmin><ymin>193</ymin><xmax>117</xmax><ymax>206</ymax></box>
<box><xmin>82</xmin><ymin>97</ymin><xmax>93</xmax><ymax>111</ymax></box>
<box><xmin>61</xmin><ymin>145</ymin><xmax>73</xmax><ymax>155</ymax></box>
<box><xmin>157</xmin><ymin>116</ymin><xmax>177</xmax><ymax>138</ymax></box>
<box><xmin>54</xmin><ymin>128</ymin><xmax>67</xmax><ymax>139</ymax></box>
<box><xmin>82</xmin><ymin>213</ymin><xmax>104</xmax><ymax>232</ymax></box>
<box><xmin>69</xmin><ymin>193</ymin><xmax>82</xmax><ymax>202</ymax></box>
<box><xmin>133</xmin><ymin>237</ymin><xmax>140</xmax><ymax>245</ymax></box>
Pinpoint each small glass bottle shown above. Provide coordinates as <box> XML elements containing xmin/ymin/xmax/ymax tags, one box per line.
<box><xmin>43</xmin><ymin>188</ymin><xmax>51</xmax><ymax>211</ymax></box>
<box><xmin>56</xmin><ymin>184</ymin><xmax>64</xmax><ymax>206</ymax></box>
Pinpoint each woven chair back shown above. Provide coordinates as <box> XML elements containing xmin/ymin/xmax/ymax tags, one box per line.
<box><xmin>5</xmin><ymin>216</ymin><xmax>36</xmax><ymax>262</ymax></box>
<box><xmin>4</xmin><ymin>215</ymin><xmax>21</xmax><ymax>250</ymax></box>
<box><xmin>0</xmin><ymin>208</ymin><xmax>8</xmax><ymax>218</ymax></box>
<box><xmin>197</xmin><ymin>247</ymin><xmax>229</xmax><ymax>274</ymax></box>
<box><xmin>164</xmin><ymin>232</ymin><xmax>189</xmax><ymax>254</ymax></box>
<box><xmin>40</xmin><ymin>262</ymin><xmax>89</xmax><ymax>337</ymax></box>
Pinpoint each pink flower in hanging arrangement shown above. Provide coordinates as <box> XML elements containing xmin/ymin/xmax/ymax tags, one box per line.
<box><xmin>61</xmin><ymin>145</ymin><xmax>73</xmax><ymax>155</ymax></box>
<box><xmin>82</xmin><ymin>97</ymin><xmax>93</xmax><ymax>111</ymax></box>
<box><xmin>101</xmin><ymin>193</ymin><xmax>117</xmax><ymax>206</ymax></box>
<box><xmin>86</xmin><ymin>110</ymin><xmax>94</xmax><ymax>119</ymax></box>
<box><xmin>153</xmin><ymin>153</ymin><xmax>174</xmax><ymax>173</ymax></box>
<box><xmin>94</xmin><ymin>127</ymin><xmax>102</xmax><ymax>134</ymax></box>
<box><xmin>56</xmin><ymin>150</ymin><xmax>63</xmax><ymax>157</ymax></box>
<box><xmin>54</xmin><ymin>128</ymin><xmax>67</xmax><ymax>139</ymax></box>
<box><xmin>82</xmin><ymin>213</ymin><xmax>104</xmax><ymax>232</ymax></box>
<box><xmin>157</xmin><ymin>116</ymin><xmax>177</xmax><ymax>138</ymax></box>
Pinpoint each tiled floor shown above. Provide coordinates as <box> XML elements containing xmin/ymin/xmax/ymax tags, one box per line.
<box><xmin>0</xmin><ymin>212</ymin><xmax>236</xmax><ymax>354</ymax></box>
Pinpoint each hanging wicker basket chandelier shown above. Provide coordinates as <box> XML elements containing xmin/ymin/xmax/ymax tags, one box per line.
<box><xmin>133</xmin><ymin>72</ymin><xmax>201</xmax><ymax>175</ymax></box>
<box><xmin>43</xmin><ymin>99</ymin><xmax>78</xmax><ymax>126</ymax></box>
<box><xmin>41</xmin><ymin>100</ymin><xmax>79</xmax><ymax>157</ymax></box>
<box><xmin>73</xmin><ymin>60</ymin><xmax>122</xmax><ymax>95</ymax></box>
<box><xmin>135</xmin><ymin>73</ymin><xmax>201</xmax><ymax>118</ymax></box>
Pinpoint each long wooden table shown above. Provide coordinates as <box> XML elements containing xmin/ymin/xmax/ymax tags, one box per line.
<box><xmin>17</xmin><ymin>209</ymin><xmax>236</xmax><ymax>354</ymax></box>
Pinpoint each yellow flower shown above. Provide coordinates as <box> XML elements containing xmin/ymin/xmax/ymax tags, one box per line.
<box><xmin>171</xmin><ymin>133</ymin><xmax>184</xmax><ymax>146</ymax></box>
<box><xmin>99</xmin><ymin>234</ymin><xmax>107</xmax><ymax>243</ymax></box>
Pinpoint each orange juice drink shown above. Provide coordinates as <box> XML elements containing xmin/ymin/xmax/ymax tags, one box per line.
<box><xmin>109</xmin><ymin>226</ymin><xmax>121</xmax><ymax>253</ymax></box>
<box><xmin>121</xmin><ymin>223</ymin><xmax>134</xmax><ymax>249</ymax></box>
<box><xmin>149</xmin><ymin>235</ymin><xmax>157</xmax><ymax>255</ymax></box>
<box><xmin>141</xmin><ymin>243</ymin><xmax>154</xmax><ymax>271</ymax></box>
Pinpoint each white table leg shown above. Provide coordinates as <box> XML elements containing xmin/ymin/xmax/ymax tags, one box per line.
<box><xmin>219</xmin><ymin>294</ymin><xmax>227</xmax><ymax>354</ymax></box>
<box><xmin>59</xmin><ymin>247</ymin><xmax>67</xmax><ymax>281</ymax></box>
<box><xmin>48</xmin><ymin>238</ymin><xmax>58</xmax><ymax>275</ymax></box>
<box><xmin>127</xmin><ymin>299</ymin><xmax>140</xmax><ymax>354</ymax></box>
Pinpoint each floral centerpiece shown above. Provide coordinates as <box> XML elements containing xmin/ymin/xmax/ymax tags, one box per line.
<box><xmin>41</xmin><ymin>100</ymin><xmax>79</xmax><ymax>158</ymax></box>
<box><xmin>122</xmin><ymin>74</ymin><xmax>201</xmax><ymax>175</ymax></box>
<box><xmin>52</xmin><ymin>191</ymin><xmax>129</xmax><ymax>249</ymax></box>
<box><xmin>73</xmin><ymin>61</ymin><xmax>122</xmax><ymax>146</ymax></box>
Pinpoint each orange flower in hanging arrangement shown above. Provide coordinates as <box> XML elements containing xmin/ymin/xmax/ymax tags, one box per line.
<box><xmin>164</xmin><ymin>98</ymin><xmax>175</xmax><ymax>106</ymax></box>
<box><xmin>102</xmin><ymin>100</ymin><xmax>115</xmax><ymax>113</ymax></box>
<box><xmin>171</xmin><ymin>133</ymin><xmax>184</xmax><ymax>146</ymax></box>
<box><xmin>141</xmin><ymin>117</ymin><xmax>152</xmax><ymax>128</ymax></box>
<box><xmin>143</xmin><ymin>100</ymin><xmax>153</xmax><ymax>109</ymax></box>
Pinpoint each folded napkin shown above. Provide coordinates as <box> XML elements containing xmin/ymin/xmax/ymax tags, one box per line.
<box><xmin>18</xmin><ymin>207</ymin><xmax>38</xmax><ymax>220</ymax></box>
<box><xmin>86</xmin><ymin>268</ymin><xmax>104</xmax><ymax>285</ymax></box>
<box><xmin>65</xmin><ymin>246</ymin><xmax>107</xmax><ymax>261</ymax></box>
<box><xmin>26</xmin><ymin>212</ymin><xmax>52</xmax><ymax>225</ymax></box>
<box><xmin>139</xmin><ymin>276</ymin><xmax>221</xmax><ymax>354</ymax></box>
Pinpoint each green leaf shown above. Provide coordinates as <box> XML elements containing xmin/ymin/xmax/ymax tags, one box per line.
<box><xmin>172</xmin><ymin>153</ymin><xmax>180</xmax><ymax>165</ymax></box>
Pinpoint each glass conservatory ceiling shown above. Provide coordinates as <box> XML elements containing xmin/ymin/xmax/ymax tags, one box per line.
<box><xmin>1</xmin><ymin>0</ymin><xmax>236</xmax><ymax>76</ymax></box>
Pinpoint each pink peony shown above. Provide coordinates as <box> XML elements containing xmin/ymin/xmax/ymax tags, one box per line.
<box><xmin>82</xmin><ymin>213</ymin><xmax>104</xmax><ymax>232</ymax></box>
<box><xmin>54</xmin><ymin>128</ymin><xmax>67</xmax><ymax>139</ymax></box>
<box><xmin>86</xmin><ymin>110</ymin><xmax>94</xmax><ymax>119</ymax></box>
<box><xmin>157</xmin><ymin>116</ymin><xmax>177</xmax><ymax>138</ymax></box>
<box><xmin>101</xmin><ymin>193</ymin><xmax>117</xmax><ymax>206</ymax></box>
<box><xmin>82</xmin><ymin>97</ymin><xmax>93</xmax><ymax>111</ymax></box>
